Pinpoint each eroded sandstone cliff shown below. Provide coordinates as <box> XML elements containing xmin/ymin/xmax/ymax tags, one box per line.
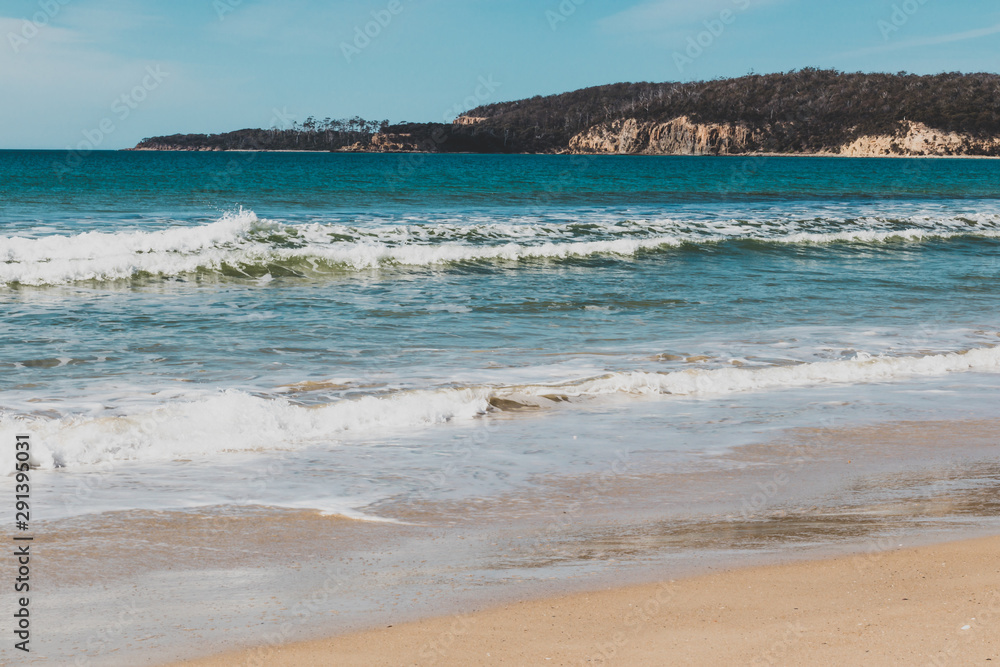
<box><xmin>568</xmin><ymin>116</ymin><xmax>760</xmax><ymax>155</ymax></box>
<box><xmin>565</xmin><ymin>117</ymin><xmax>1000</xmax><ymax>157</ymax></box>
<box><xmin>837</xmin><ymin>121</ymin><xmax>1000</xmax><ymax>157</ymax></box>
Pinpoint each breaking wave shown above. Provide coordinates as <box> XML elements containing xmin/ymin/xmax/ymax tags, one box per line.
<box><xmin>4</xmin><ymin>345</ymin><xmax>999</xmax><ymax>473</ymax></box>
<box><xmin>3</xmin><ymin>208</ymin><xmax>1000</xmax><ymax>285</ymax></box>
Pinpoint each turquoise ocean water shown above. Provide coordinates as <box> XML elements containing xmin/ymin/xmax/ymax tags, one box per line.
<box><xmin>2</xmin><ymin>151</ymin><xmax>999</xmax><ymax>519</ymax></box>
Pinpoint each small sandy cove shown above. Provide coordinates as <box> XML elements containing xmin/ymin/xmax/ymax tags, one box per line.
<box><xmin>170</xmin><ymin>535</ymin><xmax>999</xmax><ymax>666</ymax></box>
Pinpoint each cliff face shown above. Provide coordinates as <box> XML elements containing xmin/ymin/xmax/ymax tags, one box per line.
<box><xmin>131</xmin><ymin>118</ymin><xmax>1000</xmax><ymax>156</ymax></box>
<box><xmin>837</xmin><ymin>121</ymin><xmax>1000</xmax><ymax>157</ymax></box>
<box><xmin>567</xmin><ymin>117</ymin><xmax>1000</xmax><ymax>157</ymax></box>
<box><xmin>452</xmin><ymin>116</ymin><xmax>486</xmax><ymax>126</ymax></box>
<box><xmin>568</xmin><ymin>116</ymin><xmax>760</xmax><ymax>155</ymax></box>
<box><xmin>342</xmin><ymin>133</ymin><xmax>424</xmax><ymax>152</ymax></box>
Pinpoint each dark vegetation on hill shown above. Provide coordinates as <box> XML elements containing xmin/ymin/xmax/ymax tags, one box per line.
<box><xmin>132</xmin><ymin>70</ymin><xmax>1000</xmax><ymax>154</ymax></box>
<box><xmin>136</xmin><ymin>117</ymin><xmax>389</xmax><ymax>151</ymax></box>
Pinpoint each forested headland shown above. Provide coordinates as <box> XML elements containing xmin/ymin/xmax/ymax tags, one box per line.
<box><xmin>130</xmin><ymin>70</ymin><xmax>1000</xmax><ymax>156</ymax></box>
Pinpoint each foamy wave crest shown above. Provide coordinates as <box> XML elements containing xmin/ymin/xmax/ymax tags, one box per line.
<box><xmin>4</xmin><ymin>346</ymin><xmax>999</xmax><ymax>473</ymax></box>
<box><xmin>0</xmin><ymin>209</ymin><xmax>1000</xmax><ymax>285</ymax></box>
<box><xmin>510</xmin><ymin>345</ymin><xmax>1000</xmax><ymax>399</ymax></box>
<box><xmin>4</xmin><ymin>209</ymin><xmax>1000</xmax><ymax>286</ymax></box>
<box><xmin>0</xmin><ymin>209</ymin><xmax>268</xmax><ymax>285</ymax></box>
<box><xmin>0</xmin><ymin>387</ymin><xmax>492</xmax><ymax>474</ymax></box>
<box><xmin>0</xmin><ymin>209</ymin><xmax>687</xmax><ymax>285</ymax></box>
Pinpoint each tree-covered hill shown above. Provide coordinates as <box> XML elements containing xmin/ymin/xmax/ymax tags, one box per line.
<box><xmin>131</xmin><ymin>70</ymin><xmax>1000</xmax><ymax>155</ymax></box>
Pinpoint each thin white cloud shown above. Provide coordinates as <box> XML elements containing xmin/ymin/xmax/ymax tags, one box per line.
<box><xmin>208</xmin><ymin>0</ymin><xmax>378</xmax><ymax>57</ymax></box>
<box><xmin>839</xmin><ymin>22</ymin><xmax>1000</xmax><ymax>59</ymax></box>
<box><xmin>0</xmin><ymin>13</ymin><xmax>187</xmax><ymax>148</ymax></box>
<box><xmin>59</xmin><ymin>0</ymin><xmax>165</xmax><ymax>35</ymax></box>
<box><xmin>211</xmin><ymin>0</ymin><xmax>312</xmax><ymax>42</ymax></box>
<box><xmin>599</xmin><ymin>0</ymin><xmax>783</xmax><ymax>34</ymax></box>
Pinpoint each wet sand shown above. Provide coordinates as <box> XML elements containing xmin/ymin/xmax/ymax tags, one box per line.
<box><xmin>17</xmin><ymin>418</ymin><xmax>1000</xmax><ymax>665</ymax></box>
<box><xmin>170</xmin><ymin>535</ymin><xmax>1000</xmax><ymax>666</ymax></box>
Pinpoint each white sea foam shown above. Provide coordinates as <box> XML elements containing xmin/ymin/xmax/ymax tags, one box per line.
<box><xmin>513</xmin><ymin>345</ymin><xmax>1000</xmax><ymax>398</ymax></box>
<box><xmin>3</xmin><ymin>209</ymin><xmax>1000</xmax><ymax>285</ymax></box>
<box><xmin>0</xmin><ymin>387</ymin><xmax>491</xmax><ymax>475</ymax></box>
<box><xmin>3</xmin><ymin>346</ymin><xmax>999</xmax><ymax>474</ymax></box>
<box><xmin>0</xmin><ymin>209</ymin><xmax>265</xmax><ymax>285</ymax></box>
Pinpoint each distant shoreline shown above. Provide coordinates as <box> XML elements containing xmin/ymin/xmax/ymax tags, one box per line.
<box><xmin>122</xmin><ymin>147</ymin><xmax>1000</xmax><ymax>158</ymax></box>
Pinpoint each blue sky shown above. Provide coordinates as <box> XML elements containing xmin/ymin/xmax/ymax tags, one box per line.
<box><xmin>1</xmin><ymin>0</ymin><xmax>998</xmax><ymax>149</ymax></box>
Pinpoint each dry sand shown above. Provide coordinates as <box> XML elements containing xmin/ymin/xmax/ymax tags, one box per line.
<box><xmin>170</xmin><ymin>535</ymin><xmax>1000</xmax><ymax>666</ymax></box>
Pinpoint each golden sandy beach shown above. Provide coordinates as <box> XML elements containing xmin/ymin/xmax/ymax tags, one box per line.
<box><xmin>170</xmin><ymin>535</ymin><xmax>1000</xmax><ymax>666</ymax></box>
